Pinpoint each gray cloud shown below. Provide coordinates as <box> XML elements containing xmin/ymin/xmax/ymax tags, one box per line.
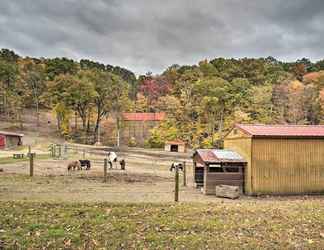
<box><xmin>1</xmin><ymin>0</ymin><xmax>324</xmax><ymax>74</ymax></box>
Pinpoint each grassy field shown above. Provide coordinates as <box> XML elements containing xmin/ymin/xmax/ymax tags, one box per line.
<box><xmin>1</xmin><ymin>200</ymin><xmax>324</xmax><ymax>249</ymax></box>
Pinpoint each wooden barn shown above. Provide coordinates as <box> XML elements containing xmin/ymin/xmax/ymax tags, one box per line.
<box><xmin>0</xmin><ymin>131</ymin><xmax>24</xmax><ymax>149</ymax></box>
<box><xmin>121</xmin><ymin>112</ymin><xmax>165</xmax><ymax>146</ymax></box>
<box><xmin>193</xmin><ymin>149</ymin><xmax>246</xmax><ymax>195</ymax></box>
<box><xmin>224</xmin><ymin>124</ymin><xmax>324</xmax><ymax>195</ymax></box>
<box><xmin>165</xmin><ymin>140</ymin><xmax>187</xmax><ymax>153</ymax></box>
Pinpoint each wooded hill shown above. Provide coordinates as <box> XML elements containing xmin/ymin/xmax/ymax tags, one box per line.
<box><xmin>1</xmin><ymin>48</ymin><xmax>324</xmax><ymax>148</ymax></box>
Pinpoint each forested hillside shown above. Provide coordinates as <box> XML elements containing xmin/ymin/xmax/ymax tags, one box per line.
<box><xmin>1</xmin><ymin>48</ymin><xmax>324</xmax><ymax>148</ymax></box>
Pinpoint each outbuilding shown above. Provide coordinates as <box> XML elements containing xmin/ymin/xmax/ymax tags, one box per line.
<box><xmin>193</xmin><ymin>149</ymin><xmax>246</xmax><ymax>195</ymax></box>
<box><xmin>224</xmin><ymin>124</ymin><xmax>324</xmax><ymax>195</ymax></box>
<box><xmin>165</xmin><ymin>140</ymin><xmax>187</xmax><ymax>153</ymax></box>
<box><xmin>0</xmin><ymin>131</ymin><xmax>24</xmax><ymax>149</ymax></box>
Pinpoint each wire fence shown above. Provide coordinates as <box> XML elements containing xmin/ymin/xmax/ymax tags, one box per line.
<box><xmin>0</xmin><ymin>143</ymin><xmax>195</xmax><ymax>202</ymax></box>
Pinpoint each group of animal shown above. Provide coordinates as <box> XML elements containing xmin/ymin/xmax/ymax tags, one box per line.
<box><xmin>67</xmin><ymin>160</ymin><xmax>91</xmax><ymax>171</ymax></box>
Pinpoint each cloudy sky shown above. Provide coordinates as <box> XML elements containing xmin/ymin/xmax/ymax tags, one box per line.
<box><xmin>1</xmin><ymin>0</ymin><xmax>324</xmax><ymax>74</ymax></box>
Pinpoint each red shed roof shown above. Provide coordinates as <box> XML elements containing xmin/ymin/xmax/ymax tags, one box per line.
<box><xmin>165</xmin><ymin>139</ymin><xmax>186</xmax><ymax>145</ymax></box>
<box><xmin>236</xmin><ymin>124</ymin><xmax>324</xmax><ymax>138</ymax></box>
<box><xmin>195</xmin><ymin>149</ymin><xmax>246</xmax><ymax>163</ymax></box>
<box><xmin>122</xmin><ymin>112</ymin><xmax>166</xmax><ymax>121</ymax></box>
<box><xmin>0</xmin><ymin>130</ymin><xmax>24</xmax><ymax>137</ymax></box>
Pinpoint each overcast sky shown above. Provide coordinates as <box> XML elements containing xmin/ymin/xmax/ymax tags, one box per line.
<box><xmin>1</xmin><ymin>0</ymin><xmax>324</xmax><ymax>74</ymax></box>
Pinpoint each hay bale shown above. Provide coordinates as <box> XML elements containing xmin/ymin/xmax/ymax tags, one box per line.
<box><xmin>215</xmin><ymin>185</ymin><xmax>240</xmax><ymax>199</ymax></box>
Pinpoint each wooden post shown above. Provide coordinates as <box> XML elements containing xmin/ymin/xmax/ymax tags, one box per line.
<box><xmin>175</xmin><ymin>166</ymin><xmax>179</xmax><ymax>202</ymax></box>
<box><xmin>49</xmin><ymin>144</ymin><xmax>53</xmax><ymax>157</ymax></box>
<box><xmin>63</xmin><ymin>144</ymin><xmax>68</xmax><ymax>160</ymax></box>
<box><xmin>28</xmin><ymin>145</ymin><xmax>31</xmax><ymax>157</ymax></box>
<box><xmin>58</xmin><ymin>145</ymin><xmax>62</xmax><ymax>159</ymax></box>
<box><xmin>29</xmin><ymin>153</ymin><xmax>34</xmax><ymax>177</ymax></box>
<box><xmin>183</xmin><ymin>161</ymin><xmax>187</xmax><ymax>187</ymax></box>
<box><xmin>104</xmin><ymin>158</ymin><xmax>108</xmax><ymax>183</ymax></box>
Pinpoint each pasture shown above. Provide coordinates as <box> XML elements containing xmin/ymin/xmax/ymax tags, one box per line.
<box><xmin>0</xmin><ymin>147</ymin><xmax>222</xmax><ymax>203</ymax></box>
<box><xmin>1</xmin><ymin>147</ymin><xmax>324</xmax><ymax>248</ymax></box>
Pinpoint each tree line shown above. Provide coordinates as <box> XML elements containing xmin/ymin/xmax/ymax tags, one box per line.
<box><xmin>1</xmin><ymin>48</ymin><xmax>324</xmax><ymax>148</ymax></box>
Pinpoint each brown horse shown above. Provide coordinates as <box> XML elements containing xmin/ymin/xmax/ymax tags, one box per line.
<box><xmin>67</xmin><ymin>161</ymin><xmax>81</xmax><ymax>171</ymax></box>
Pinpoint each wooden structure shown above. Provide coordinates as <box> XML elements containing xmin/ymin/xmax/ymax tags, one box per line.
<box><xmin>193</xmin><ymin>149</ymin><xmax>246</xmax><ymax>195</ymax></box>
<box><xmin>225</xmin><ymin>124</ymin><xmax>324</xmax><ymax>195</ymax></box>
<box><xmin>165</xmin><ymin>140</ymin><xmax>187</xmax><ymax>153</ymax></box>
<box><xmin>0</xmin><ymin>131</ymin><xmax>23</xmax><ymax>149</ymax></box>
<box><xmin>121</xmin><ymin>112</ymin><xmax>165</xmax><ymax>146</ymax></box>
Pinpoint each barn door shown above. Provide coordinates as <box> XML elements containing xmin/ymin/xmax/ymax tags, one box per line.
<box><xmin>0</xmin><ymin>135</ymin><xmax>5</xmax><ymax>149</ymax></box>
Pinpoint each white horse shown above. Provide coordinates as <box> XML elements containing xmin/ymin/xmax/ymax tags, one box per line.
<box><xmin>107</xmin><ymin>151</ymin><xmax>118</xmax><ymax>168</ymax></box>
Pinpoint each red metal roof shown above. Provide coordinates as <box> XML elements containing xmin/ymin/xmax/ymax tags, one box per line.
<box><xmin>122</xmin><ymin>112</ymin><xmax>166</xmax><ymax>121</ymax></box>
<box><xmin>195</xmin><ymin>149</ymin><xmax>246</xmax><ymax>163</ymax></box>
<box><xmin>165</xmin><ymin>139</ymin><xmax>185</xmax><ymax>145</ymax></box>
<box><xmin>0</xmin><ymin>130</ymin><xmax>24</xmax><ymax>137</ymax></box>
<box><xmin>236</xmin><ymin>124</ymin><xmax>324</xmax><ymax>138</ymax></box>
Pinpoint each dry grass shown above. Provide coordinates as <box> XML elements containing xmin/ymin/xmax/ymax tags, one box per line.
<box><xmin>1</xmin><ymin>201</ymin><xmax>324</xmax><ymax>249</ymax></box>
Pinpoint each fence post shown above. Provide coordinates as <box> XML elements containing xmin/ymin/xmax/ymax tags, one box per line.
<box><xmin>58</xmin><ymin>145</ymin><xmax>62</xmax><ymax>159</ymax></box>
<box><xmin>63</xmin><ymin>144</ymin><xmax>68</xmax><ymax>160</ymax></box>
<box><xmin>49</xmin><ymin>144</ymin><xmax>53</xmax><ymax>157</ymax></box>
<box><xmin>29</xmin><ymin>153</ymin><xmax>34</xmax><ymax>177</ymax></box>
<box><xmin>183</xmin><ymin>161</ymin><xmax>187</xmax><ymax>187</ymax></box>
<box><xmin>104</xmin><ymin>158</ymin><xmax>108</xmax><ymax>183</ymax></box>
<box><xmin>175</xmin><ymin>166</ymin><xmax>179</xmax><ymax>202</ymax></box>
<box><xmin>83</xmin><ymin>149</ymin><xmax>86</xmax><ymax>159</ymax></box>
<box><xmin>53</xmin><ymin>144</ymin><xmax>57</xmax><ymax>159</ymax></box>
<box><xmin>28</xmin><ymin>145</ymin><xmax>31</xmax><ymax>157</ymax></box>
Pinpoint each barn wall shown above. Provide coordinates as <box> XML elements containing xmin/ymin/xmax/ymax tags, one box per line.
<box><xmin>224</xmin><ymin>128</ymin><xmax>252</xmax><ymax>194</ymax></box>
<box><xmin>3</xmin><ymin>135</ymin><xmax>21</xmax><ymax>148</ymax></box>
<box><xmin>121</xmin><ymin>120</ymin><xmax>160</xmax><ymax>146</ymax></box>
<box><xmin>178</xmin><ymin>144</ymin><xmax>186</xmax><ymax>153</ymax></box>
<box><xmin>164</xmin><ymin>144</ymin><xmax>171</xmax><ymax>152</ymax></box>
<box><xmin>224</xmin><ymin>129</ymin><xmax>252</xmax><ymax>194</ymax></box>
<box><xmin>252</xmin><ymin>138</ymin><xmax>324</xmax><ymax>194</ymax></box>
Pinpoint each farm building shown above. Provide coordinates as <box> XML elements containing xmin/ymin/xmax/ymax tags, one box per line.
<box><xmin>165</xmin><ymin>140</ymin><xmax>187</xmax><ymax>153</ymax></box>
<box><xmin>121</xmin><ymin>112</ymin><xmax>165</xmax><ymax>146</ymax></box>
<box><xmin>193</xmin><ymin>149</ymin><xmax>246</xmax><ymax>195</ymax></box>
<box><xmin>0</xmin><ymin>131</ymin><xmax>24</xmax><ymax>149</ymax></box>
<box><xmin>224</xmin><ymin>124</ymin><xmax>324</xmax><ymax>195</ymax></box>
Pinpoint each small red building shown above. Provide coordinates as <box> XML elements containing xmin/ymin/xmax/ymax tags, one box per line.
<box><xmin>121</xmin><ymin>112</ymin><xmax>166</xmax><ymax>146</ymax></box>
<box><xmin>164</xmin><ymin>140</ymin><xmax>187</xmax><ymax>153</ymax></box>
<box><xmin>0</xmin><ymin>131</ymin><xmax>24</xmax><ymax>149</ymax></box>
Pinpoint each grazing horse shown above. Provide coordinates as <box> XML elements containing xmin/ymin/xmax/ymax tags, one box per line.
<box><xmin>119</xmin><ymin>159</ymin><xmax>126</xmax><ymax>170</ymax></box>
<box><xmin>79</xmin><ymin>160</ymin><xmax>91</xmax><ymax>170</ymax></box>
<box><xmin>67</xmin><ymin>161</ymin><xmax>81</xmax><ymax>171</ymax></box>
<box><xmin>107</xmin><ymin>151</ymin><xmax>118</xmax><ymax>168</ymax></box>
<box><xmin>169</xmin><ymin>162</ymin><xmax>184</xmax><ymax>172</ymax></box>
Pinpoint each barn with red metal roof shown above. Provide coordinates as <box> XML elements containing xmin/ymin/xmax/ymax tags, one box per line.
<box><xmin>224</xmin><ymin>124</ymin><xmax>324</xmax><ymax>195</ymax></box>
<box><xmin>121</xmin><ymin>113</ymin><xmax>166</xmax><ymax>146</ymax></box>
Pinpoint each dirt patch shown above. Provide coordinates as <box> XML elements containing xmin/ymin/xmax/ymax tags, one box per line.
<box><xmin>77</xmin><ymin>171</ymin><xmax>171</xmax><ymax>183</ymax></box>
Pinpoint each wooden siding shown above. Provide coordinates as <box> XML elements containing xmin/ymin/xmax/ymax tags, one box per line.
<box><xmin>4</xmin><ymin>135</ymin><xmax>21</xmax><ymax>149</ymax></box>
<box><xmin>203</xmin><ymin>169</ymin><xmax>244</xmax><ymax>195</ymax></box>
<box><xmin>224</xmin><ymin>130</ymin><xmax>252</xmax><ymax>194</ymax></box>
<box><xmin>121</xmin><ymin>120</ymin><xmax>159</xmax><ymax>146</ymax></box>
<box><xmin>251</xmin><ymin>138</ymin><xmax>324</xmax><ymax>194</ymax></box>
